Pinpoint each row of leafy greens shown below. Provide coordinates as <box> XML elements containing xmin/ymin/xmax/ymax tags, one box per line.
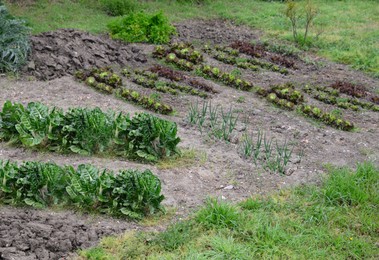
<box><xmin>0</xmin><ymin>4</ymin><xmax>30</xmax><ymax>72</ymax></box>
<box><xmin>0</xmin><ymin>101</ymin><xmax>180</xmax><ymax>162</ymax></box>
<box><xmin>0</xmin><ymin>160</ymin><xmax>164</xmax><ymax>218</ymax></box>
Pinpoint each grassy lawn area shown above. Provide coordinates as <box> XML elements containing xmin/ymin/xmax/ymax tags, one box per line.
<box><xmin>5</xmin><ymin>0</ymin><xmax>379</xmax><ymax>78</ymax></box>
<box><xmin>80</xmin><ymin>163</ymin><xmax>379</xmax><ymax>259</ymax></box>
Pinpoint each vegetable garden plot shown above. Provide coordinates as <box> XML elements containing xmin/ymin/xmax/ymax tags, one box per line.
<box><xmin>303</xmin><ymin>85</ymin><xmax>379</xmax><ymax>112</ymax></box>
<box><xmin>197</xmin><ymin>65</ymin><xmax>253</xmax><ymax>91</ymax></box>
<box><xmin>75</xmin><ymin>67</ymin><xmax>174</xmax><ymax>114</ymax></box>
<box><xmin>255</xmin><ymin>83</ymin><xmax>355</xmax><ymax>131</ymax></box>
<box><xmin>152</xmin><ymin>43</ymin><xmax>254</xmax><ymax>91</ymax></box>
<box><xmin>329</xmin><ymin>81</ymin><xmax>379</xmax><ymax>105</ymax></box>
<box><xmin>185</xmin><ymin>100</ymin><xmax>299</xmax><ymax>175</ymax></box>
<box><xmin>150</xmin><ymin>42</ymin><xmax>372</xmax><ymax>131</ymax></box>
<box><xmin>0</xmin><ymin>101</ymin><xmax>180</xmax><ymax>161</ymax></box>
<box><xmin>0</xmin><ymin>160</ymin><xmax>164</xmax><ymax>218</ymax></box>
<box><xmin>149</xmin><ymin>65</ymin><xmax>218</xmax><ymax>94</ymax></box>
<box><xmin>123</xmin><ymin>68</ymin><xmax>209</xmax><ymax>98</ymax></box>
<box><xmin>229</xmin><ymin>40</ymin><xmax>297</xmax><ymax>69</ymax></box>
<box><xmin>203</xmin><ymin>45</ymin><xmax>289</xmax><ymax>75</ymax></box>
<box><xmin>2</xmin><ymin>17</ymin><xmax>378</xmax><ymax>260</ymax></box>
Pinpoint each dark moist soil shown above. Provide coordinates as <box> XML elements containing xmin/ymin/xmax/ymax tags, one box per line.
<box><xmin>0</xmin><ymin>207</ymin><xmax>139</xmax><ymax>260</ymax></box>
<box><xmin>26</xmin><ymin>29</ymin><xmax>148</xmax><ymax>80</ymax></box>
<box><xmin>1</xmin><ymin>19</ymin><xmax>379</xmax><ymax>259</ymax></box>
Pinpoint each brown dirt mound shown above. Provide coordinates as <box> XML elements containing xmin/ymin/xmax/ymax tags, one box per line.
<box><xmin>0</xmin><ymin>206</ymin><xmax>136</xmax><ymax>260</ymax></box>
<box><xmin>26</xmin><ymin>29</ymin><xmax>147</xmax><ymax>80</ymax></box>
<box><xmin>173</xmin><ymin>19</ymin><xmax>259</xmax><ymax>44</ymax></box>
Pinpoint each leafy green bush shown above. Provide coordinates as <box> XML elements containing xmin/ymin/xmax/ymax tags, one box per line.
<box><xmin>0</xmin><ymin>101</ymin><xmax>180</xmax><ymax>161</ymax></box>
<box><xmin>100</xmin><ymin>0</ymin><xmax>138</xmax><ymax>16</ymax></box>
<box><xmin>107</xmin><ymin>11</ymin><xmax>176</xmax><ymax>44</ymax></box>
<box><xmin>0</xmin><ymin>160</ymin><xmax>164</xmax><ymax>218</ymax></box>
<box><xmin>0</xmin><ymin>5</ymin><xmax>30</xmax><ymax>72</ymax></box>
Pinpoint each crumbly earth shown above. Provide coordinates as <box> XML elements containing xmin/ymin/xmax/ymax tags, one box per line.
<box><xmin>26</xmin><ymin>29</ymin><xmax>148</xmax><ymax>80</ymax></box>
<box><xmin>0</xmin><ymin>19</ymin><xmax>378</xmax><ymax>259</ymax></box>
<box><xmin>0</xmin><ymin>207</ymin><xmax>139</xmax><ymax>260</ymax></box>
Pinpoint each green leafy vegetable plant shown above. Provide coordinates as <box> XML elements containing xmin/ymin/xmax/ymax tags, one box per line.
<box><xmin>303</xmin><ymin>85</ymin><xmax>379</xmax><ymax>112</ymax></box>
<box><xmin>125</xmin><ymin>68</ymin><xmax>209</xmax><ymax>98</ymax></box>
<box><xmin>107</xmin><ymin>11</ymin><xmax>176</xmax><ymax>44</ymax></box>
<box><xmin>75</xmin><ymin>67</ymin><xmax>175</xmax><ymax>114</ymax></box>
<box><xmin>0</xmin><ymin>101</ymin><xmax>180</xmax><ymax>161</ymax></box>
<box><xmin>117</xmin><ymin>88</ymin><xmax>174</xmax><ymax>115</ymax></box>
<box><xmin>298</xmin><ymin>104</ymin><xmax>354</xmax><ymax>131</ymax></box>
<box><xmin>153</xmin><ymin>42</ymin><xmax>204</xmax><ymax>64</ymax></box>
<box><xmin>0</xmin><ymin>5</ymin><xmax>31</xmax><ymax>72</ymax></box>
<box><xmin>76</xmin><ymin>67</ymin><xmax>122</xmax><ymax>89</ymax></box>
<box><xmin>164</xmin><ymin>53</ymin><xmax>196</xmax><ymax>71</ymax></box>
<box><xmin>197</xmin><ymin>65</ymin><xmax>253</xmax><ymax>91</ymax></box>
<box><xmin>203</xmin><ymin>44</ymin><xmax>288</xmax><ymax>75</ymax></box>
<box><xmin>0</xmin><ymin>160</ymin><xmax>164</xmax><ymax>218</ymax></box>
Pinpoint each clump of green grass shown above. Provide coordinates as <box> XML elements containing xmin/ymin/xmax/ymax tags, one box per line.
<box><xmin>321</xmin><ymin>162</ymin><xmax>378</xmax><ymax>207</ymax></box>
<box><xmin>99</xmin><ymin>0</ymin><xmax>139</xmax><ymax>16</ymax></box>
<box><xmin>196</xmin><ymin>198</ymin><xmax>242</xmax><ymax>229</ymax></box>
<box><xmin>80</xmin><ymin>162</ymin><xmax>379</xmax><ymax>259</ymax></box>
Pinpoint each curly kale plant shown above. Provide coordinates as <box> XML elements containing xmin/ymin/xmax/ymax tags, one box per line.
<box><xmin>0</xmin><ymin>5</ymin><xmax>31</xmax><ymax>72</ymax></box>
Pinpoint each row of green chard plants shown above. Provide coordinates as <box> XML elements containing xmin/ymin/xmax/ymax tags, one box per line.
<box><xmin>0</xmin><ymin>101</ymin><xmax>180</xmax><ymax>162</ymax></box>
<box><xmin>152</xmin><ymin>43</ymin><xmax>253</xmax><ymax>91</ymax></box>
<box><xmin>75</xmin><ymin>67</ymin><xmax>174</xmax><ymax>115</ymax></box>
<box><xmin>0</xmin><ymin>160</ymin><xmax>164</xmax><ymax>219</ymax></box>
<box><xmin>203</xmin><ymin>44</ymin><xmax>289</xmax><ymax>75</ymax></box>
<box><xmin>122</xmin><ymin>67</ymin><xmax>212</xmax><ymax>98</ymax></box>
<box><xmin>255</xmin><ymin>83</ymin><xmax>355</xmax><ymax>131</ymax></box>
<box><xmin>186</xmin><ymin>100</ymin><xmax>296</xmax><ymax>174</ymax></box>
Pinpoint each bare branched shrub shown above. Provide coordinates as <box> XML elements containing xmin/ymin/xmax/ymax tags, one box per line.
<box><xmin>284</xmin><ymin>0</ymin><xmax>319</xmax><ymax>45</ymax></box>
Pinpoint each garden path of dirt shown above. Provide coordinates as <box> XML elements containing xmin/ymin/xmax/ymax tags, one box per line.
<box><xmin>0</xmin><ymin>19</ymin><xmax>378</xmax><ymax>259</ymax></box>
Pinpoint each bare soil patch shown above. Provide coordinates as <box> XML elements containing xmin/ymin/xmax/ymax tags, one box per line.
<box><xmin>0</xmin><ymin>207</ymin><xmax>138</xmax><ymax>260</ymax></box>
<box><xmin>26</xmin><ymin>29</ymin><xmax>147</xmax><ymax>80</ymax></box>
<box><xmin>1</xmin><ymin>19</ymin><xmax>378</xmax><ymax>259</ymax></box>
